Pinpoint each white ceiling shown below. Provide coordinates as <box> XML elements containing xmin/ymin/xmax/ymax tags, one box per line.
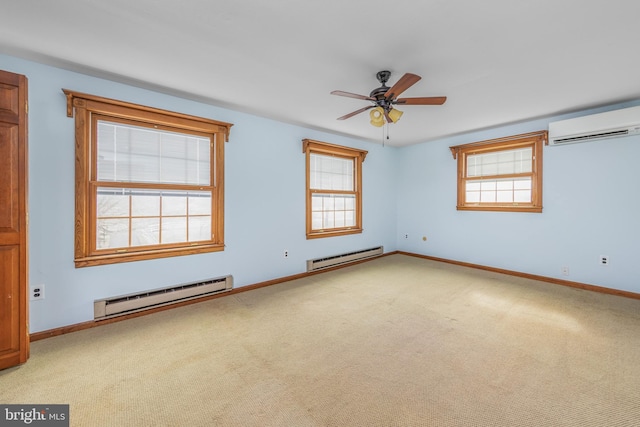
<box><xmin>2</xmin><ymin>0</ymin><xmax>640</xmax><ymax>146</ymax></box>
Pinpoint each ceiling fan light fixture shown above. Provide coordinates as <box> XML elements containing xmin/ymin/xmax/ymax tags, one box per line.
<box><xmin>370</xmin><ymin>107</ymin><xmax>385</xmax><ymax>127</ymax></box>
<box><xmin>388</xmin><ymin>107</ymin><xmax>403</xmax><ymax>123</ymax></box>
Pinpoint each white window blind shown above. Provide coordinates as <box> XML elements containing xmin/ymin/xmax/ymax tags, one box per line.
<box><xmin>97</xmin><ymin>121</ymin><xmax>211</xmax><ymax>185</ymax></box>
<box><xmin>310</xmin><ymin>154</ymin><xmax>354</xmax><ymax>191</ymax></box>
<box><xmin>466</xmin><ymin>147</ymin><xmax>532</xmax><ymax>177</ymax></box>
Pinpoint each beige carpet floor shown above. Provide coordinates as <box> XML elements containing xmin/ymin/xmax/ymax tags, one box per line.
<box><xmin>1</xmin><ymin>254</ymin><xmax>640</xmax><ymax>426</ymax></box>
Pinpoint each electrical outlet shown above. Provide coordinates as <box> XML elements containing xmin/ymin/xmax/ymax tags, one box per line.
<box><xmin>31</xmin><ymin>284</ymin><xmax>45</xmax><ymax>301</ymax></box>
<box><xmin>600</xmin><ymin>255</ymin><xmax>609</xmax><ymax>266</ymax></box>
<box><xmin>404</xmin><ymin>234</ymin><xmax>408</xmax><ymax>239</ymax></box>
<box><xmin>284</xmin><ymin>250</ymin><xmax>289</xmax><ymax>258</ymax></box>
<box><xmin>561</xmin><ymin>266</ymin><xmax>569</xmax><ymax>276</ymax></box>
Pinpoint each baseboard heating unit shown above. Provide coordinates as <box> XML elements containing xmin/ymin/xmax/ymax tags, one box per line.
<box><xmin>307</xmin><ymin>246</ymin><xmax>384</xmax><ymax>272</ymax></box>
<box><xmin>94</xmin><ymin>275</ymin><xmax>233</xmax><ymax>319</ymax></box>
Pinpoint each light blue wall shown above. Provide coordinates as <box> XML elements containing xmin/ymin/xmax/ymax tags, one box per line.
<box><xmin>396</xmin><ymin>103</ymin><xmax>640</xmax><ymax>294</ymax></box>
<box><xmin>0</xmin><ymin>54</ymin><xmax>399</xmax><ymax>332</ymax></box>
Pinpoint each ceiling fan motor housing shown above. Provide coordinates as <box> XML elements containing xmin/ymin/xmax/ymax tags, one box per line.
<box><xmin>370</xmin><ymin>70</ymin><xmax>392</xmax><ymax>109</ymax></box>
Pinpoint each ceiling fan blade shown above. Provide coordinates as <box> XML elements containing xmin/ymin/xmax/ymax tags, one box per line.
<box><xmin>384</xmin><ymin>73</ymin><xmax>421</xmax><ymax>100</ymax></box>
<box><xmin>331</xmin><ymin>90</ymin><xmax>375</xmax><ymax>101</ymax></box>
<box><xmin>395</xmin><ymin>96</ymin><xmax>447</xmax><ymax>105</ymax></box>
<box><xmin>337</xmin><ymin>105</ymin><xmax>374</xmax><ymax>120</ymax></box>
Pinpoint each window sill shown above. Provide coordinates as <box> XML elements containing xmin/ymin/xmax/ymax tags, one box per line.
<box><xmin>75</xmin><ymin>244</ymin><xmax>225</xmax><ymax>267</ymax></box>
<box><xmin>456</xmin><ymin>205</ymin><xmax>542</xmax><ymax>213</ymax></box>
<box><xmin>306</xmin><ymin>228</ymin><xmax>363</xmax><ymax>240</ymax></box>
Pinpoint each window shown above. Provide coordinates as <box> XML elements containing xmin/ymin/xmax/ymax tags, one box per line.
<box><xmin>64</xmin><ymin>90</ymin><xmax>232</xmax><ymax>267</ymax></box>
<box><xmin>303</xmin><ymin>139</ymin><xmax>367</xmax><ymax>239</ymax></box>
<box><xmin>449</xmin><ymin>131</ymin><xmax>547</xmax><ymax>212</ymax></box>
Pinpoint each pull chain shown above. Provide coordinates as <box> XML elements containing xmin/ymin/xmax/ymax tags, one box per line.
<box><xmin>381</xmin><ymin>123</ymin><xmax>391</xmax><ymax>147</ymax></box>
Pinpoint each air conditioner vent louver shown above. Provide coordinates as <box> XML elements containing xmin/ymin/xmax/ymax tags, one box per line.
<box><xmin>548</xmin><ymin>105</ymin><xmax>640</xmax><ymax>146</ymax></box>
<box><xmin>94</xmin><ymin>275</ymin><xmax>233</xmax><ymax>319</ymax></box>
<box><xmin>307</xmin><ymin>246</ymin><xmax>383</xmax><ymax>272</ymax></box>
<box><xmin>552</xmin><ymin>129</ymin><xmax>630</xmax><ymax>145</ymax></box>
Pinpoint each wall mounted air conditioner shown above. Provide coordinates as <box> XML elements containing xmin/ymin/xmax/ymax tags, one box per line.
<box><xmin>548</xmin><ymin>105</ymin><xmax>640</xmax><ymax>146</ymax></box>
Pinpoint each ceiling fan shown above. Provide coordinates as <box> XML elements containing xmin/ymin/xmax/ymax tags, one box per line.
<box><xmin>331</xmin><ymin>70</ymin><xmax>446</xmax><ymax>127</ymax></box>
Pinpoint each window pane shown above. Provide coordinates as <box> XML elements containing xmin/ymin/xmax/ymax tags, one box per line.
<box><xmin>345</xmin><ymin>211</ymin><xmax>355</xmax><ymax>227</ymax></box>
<box><xmin>466</xmin><ymin>182</ymin><xmax>481</xmax><ymax>192</ymax></box>
<box><xmin>323</xmin><ymin>212</ymin><xmax>335</xmax><ymax>228</ymax></box>
<box><xmin>324</xmin><ymin>196</ymin><xmax>335</xmax><ymax>211</ymax></box>
<box><xmin>131</xmin><ymin>218</ymin><xmax>160</xmax><ymax>246</ymax></box>
<box><xmin>311</xmin><ymin>193</ymin><xmax>356</xmax><ymax>231</ymax></box>
<box><xmin>312</xmin><ymin>195</ymin><xmax>323</xmax><ymax>211</ymax></box>
<box><xmin>514</xmin><ymin>190</ymin><xmax>531</xmax><ymax>203</ymax></box>
<box><xmin>467</xmin><ymin>161</ymin><xmax>478</xmax><ymax>177</ymax></box>
<box><xmin>96</xmin><ymin>218</ymin><xmax>129</xmax><ymax>249</ymax></box>
<box><xmin>466</xmin><ymin>190</ymin><xmax>480</xmax><ymax>203</ymax></box>
<box><xmin>162</xmin><ymin>192</ymin><xmax>187</xmax><ymax>216</ymax></box>
<box><xmin>497</xmin><ymin>151</ymin><xmax>515</xmax><ymax>175</ymax></box>
<box><xmin>312</xmin><ymin>212</ymin><xmax>322</xmax><ymax>230</ymax></box>
<box><xmin>189</xmin><ymin>193</ymin><xmax>211</xmax><ymax>215</ymax></box>
<box><xmin>189</xmin><ymin>216</ymin><xmax>211</xmax><ymax>241</ymax></box>
<box><xmin>97</xmin><ymin>121</ymin><xmax>211</xmax><ymax>185</ymax></box>
<box><xmin>496</xmin><ymin>191</ymin><xmax>512</xmax><ymax>203</ymax></box>
<box><xmin>345</xmin><ymin>196</ymin><xmax>355</xmax><ymax>210</ymax></box>
<box><xmin>162</xmin><ymin>217</ymin><xmax>187</xmax><ymax>244</ymax></box>
<box><xmin>496</xmin><ymin>180</ymin><xmax>513</xmax><ymax>191</ymax></box>
<box><xmin>97</xmin><ymin>191</ymin><xmax>130</xmax><ymax>217</ymax></box>
<box><xmin>96</xmin><ymin>187</ymin><xmax>212</xmax><ymax>250</ymax></box>
<box><xmin>465</xmin><ymin>178</ymin><xmax>532</xmax><ymax>204</ymax></box>
<box><xmin>481</xmin><ymin>153</ymin><xmax>498</xmax><ymax>176</ymax></box>
<box><xmin>131</xmin><ymin>193</ymin><xmax>160</xmax><ymax>217</ymax></box>
<box><xmin>480</xmin><ymin>191</ymin><xmax>496</xmax><ymax>202</ymax></box>
<box><xmin>480</xmin><ymin>181</ymin><xmax>496</xmax><ymax>191</ymax></box>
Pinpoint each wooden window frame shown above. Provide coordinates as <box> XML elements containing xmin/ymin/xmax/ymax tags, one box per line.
<box><xmin>64</xmin><ymin>90</ymin><xmax>233</xmax><ymax>267</ymax></box>
<box><xmin>303</xmin><ymin>139</ymin><xmax>367</xmax><ymax>239</ymax></box>
<box><xmin>449</xmin><ymin>131</ymin><xmax>547</xmax><ymax>213</ymax></box>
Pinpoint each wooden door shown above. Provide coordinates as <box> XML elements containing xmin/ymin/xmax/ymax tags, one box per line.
<box><xmin>0</xmin><ymin>69</ymin><xmax>29</xmax><ymax>370</ymax></box>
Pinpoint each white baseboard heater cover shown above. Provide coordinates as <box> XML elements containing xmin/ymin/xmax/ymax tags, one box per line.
<box><xmin>94</xmin><ymin>275</ymin><xmax>233</xmax><ymax>319</ymax></box>
<box><xmin>307</xmin><ymin>246</ymin><xmax>384</xmax><ymax>272</ymax></box>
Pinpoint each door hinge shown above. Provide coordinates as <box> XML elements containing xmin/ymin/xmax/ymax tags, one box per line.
<box><xmin>25</xmin><ymin>102</ymin><xmax>28</xmax><ymax>114</ymax></box>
